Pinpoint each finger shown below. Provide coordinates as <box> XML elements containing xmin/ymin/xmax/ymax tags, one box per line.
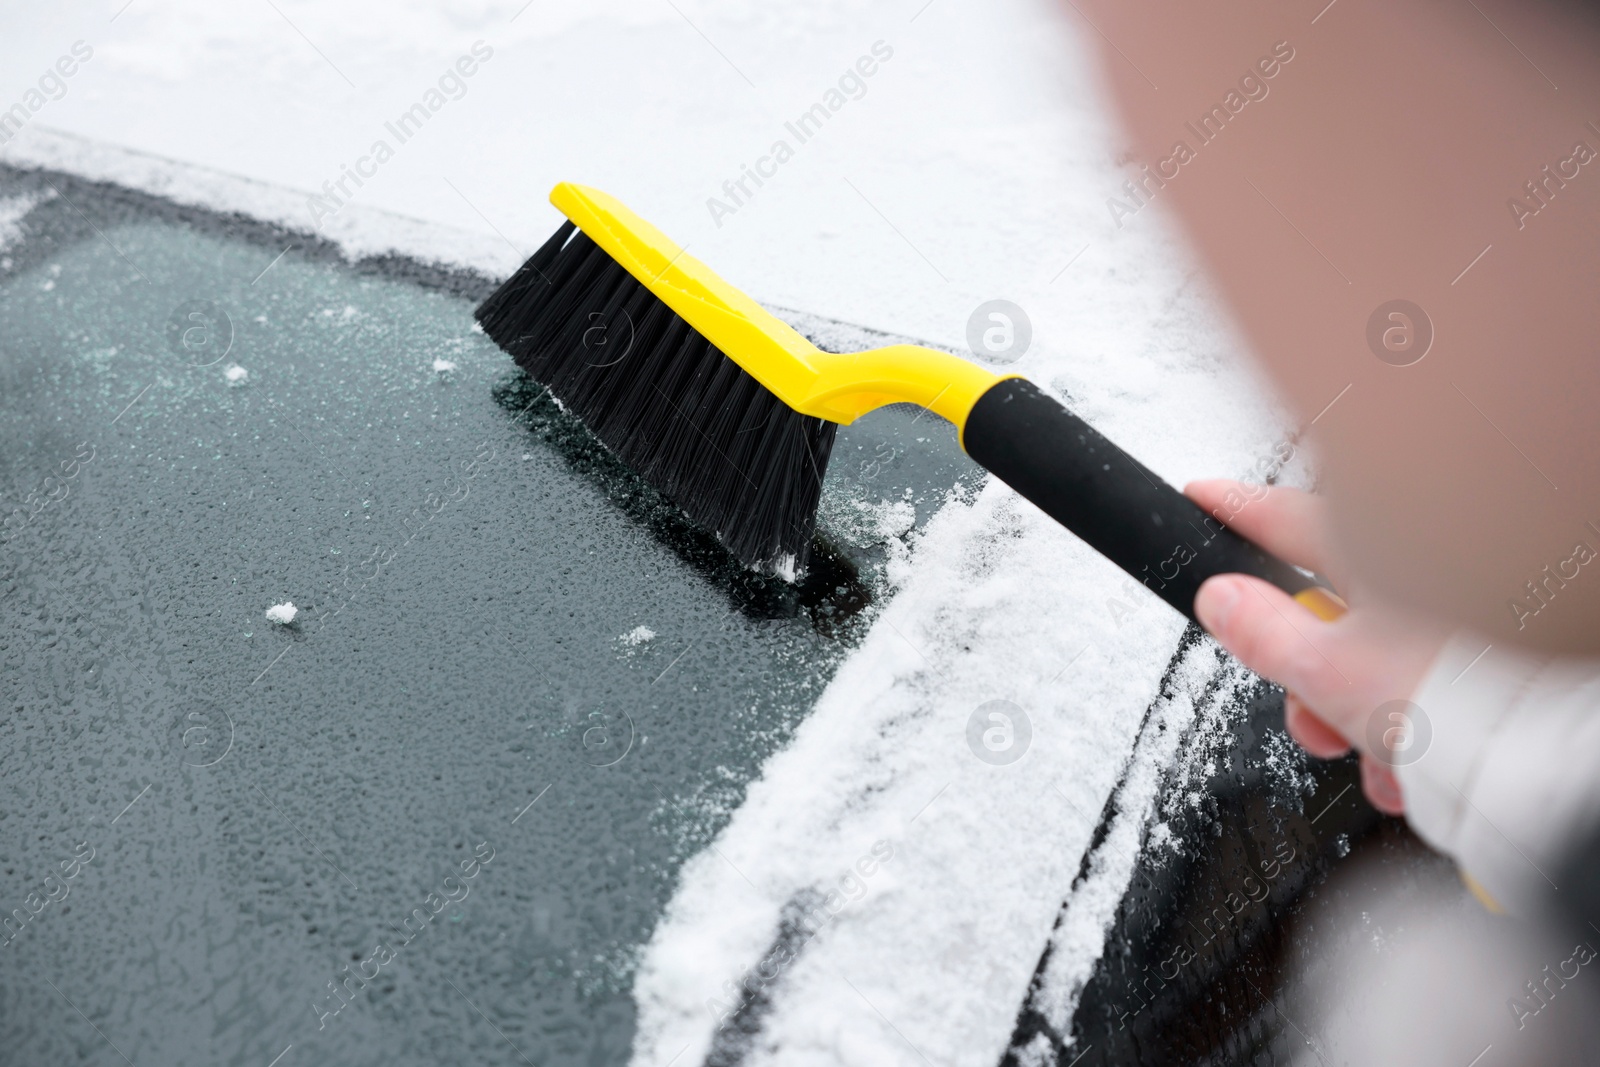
<box><xmin>1361</xmin><ymin>755</ymin><xmax>1406</xmax><ymax>816</ymax></box>
<box><xmin>1183</xmin><ymin>479</ymin><xmax>1340</xmax><ymax>587</ymax></box>
<box><xmin>1195</xmin><ymin>574</ymin><xmax>1349</xmax><ymax>707</ymax></box>
<box><xmin>1284</xmin><ymin>693</ymin><xmax>1351</xmax><ymax>759</ymax></box>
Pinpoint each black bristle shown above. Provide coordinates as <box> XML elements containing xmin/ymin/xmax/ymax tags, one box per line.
<box><xmin>475</xmin><ymin>223</ymin><xmax>838</xmax><ymax>578</ymax></box>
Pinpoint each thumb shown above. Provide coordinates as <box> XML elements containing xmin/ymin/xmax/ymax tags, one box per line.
<box><xmin>1195</xmin><ymin>574</ymin><xmax>1348</xmax><ymax>707</ymax></box>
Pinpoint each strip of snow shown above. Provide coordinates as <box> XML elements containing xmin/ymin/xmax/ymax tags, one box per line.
<box><xmin>1029</xmin><ymin>643</ymin><xmax>1237</xmax><ymax>1038</ymax></box>
<box><xmin>633</xmin><ymin>485</ymin><xmax>1192</xmax><ymax>1067</ymax></box>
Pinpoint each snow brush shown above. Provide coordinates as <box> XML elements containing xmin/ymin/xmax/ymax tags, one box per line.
<box><xmin>474</xmin><ymin>183</ymin><xmax>1346</xmax><ymax>624</ymax></box>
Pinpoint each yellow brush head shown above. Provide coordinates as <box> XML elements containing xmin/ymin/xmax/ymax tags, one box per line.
<box><xmin>550</xmin><ymin>183</ymin><xmax>1014</xmax><ymax>432</ymax></box>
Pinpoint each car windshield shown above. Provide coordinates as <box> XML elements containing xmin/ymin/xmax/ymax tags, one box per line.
<box><xmin>0</xmin><ymin>169</ymin><xmax>1000</xmax><ymax>1065</ymax></box>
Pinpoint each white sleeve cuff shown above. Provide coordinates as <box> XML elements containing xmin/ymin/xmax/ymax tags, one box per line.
<box><xmin>1397</xmin><ymin>634</ymin><xmax>1600</xmax><ymax>914</ymax></box>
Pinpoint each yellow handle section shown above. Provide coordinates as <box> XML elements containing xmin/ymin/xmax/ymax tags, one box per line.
<box><xmin>1292</xmin><ymin>586</ymin><xmax>1348</xmax><ymax>621</ymax></box>
<box><xmin>1459</xmin><ymin>870</ymin><xmax>1506</xmax><ymax>913</ymax></box>
<box><xmin>801</xmin><ymin>344</ymin><xmax>1011</xmax><ymax>426</ymax></box>
<box><xmin>549</xmin><ymin>183</ymin><xmax>1016</xmax><ymax>428</ymax></box>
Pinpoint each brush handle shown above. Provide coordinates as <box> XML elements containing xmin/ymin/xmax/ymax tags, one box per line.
<box><xmin>962</xmin><ymin>378</ymin><xmax>1345</xmax><ymax>624</ymax></box>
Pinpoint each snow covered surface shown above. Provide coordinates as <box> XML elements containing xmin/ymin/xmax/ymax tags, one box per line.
<box><xmin>2</xmin><ymin>3</ymin><xmax>1300</xmax><ymax>1063</ymax></box>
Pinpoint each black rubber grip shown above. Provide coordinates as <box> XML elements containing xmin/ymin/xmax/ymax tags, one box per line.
<box><xmin>962</xmin><ymin>378</ymin><xmax>1315</xmax><ymax>622</ymax></box>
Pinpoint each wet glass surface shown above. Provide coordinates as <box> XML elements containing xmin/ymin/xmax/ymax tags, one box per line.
<box><xmin>0</xmin><ymin>171</ymin><xmax>979</xmax><ymax>1066</ymax></box>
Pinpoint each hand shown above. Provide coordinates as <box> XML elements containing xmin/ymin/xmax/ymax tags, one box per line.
<box><xmin>1184</xmin><ymin>480</ymin><xmax>1448</xmax><ymax>816</ymax></box>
